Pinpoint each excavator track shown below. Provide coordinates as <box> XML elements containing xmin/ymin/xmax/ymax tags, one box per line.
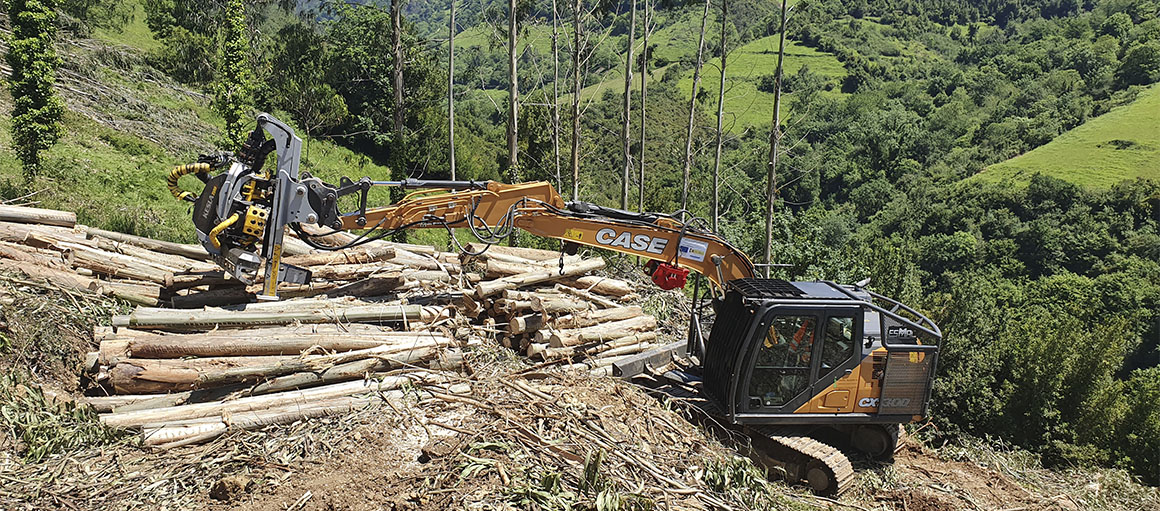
<box><xmin>644</xmin><ymin>379</ymin><xmax>856</xmax><ymax>495</ymax></box>
<box><xmin>750</xmin><ymin>426</ymin><xmax>856</xmax><ymax>495</ymax></box>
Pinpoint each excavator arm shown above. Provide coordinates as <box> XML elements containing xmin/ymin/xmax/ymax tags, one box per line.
<box><xmin>170</xmin><ymin>114</ymin><xmax>756</xmax><ymax>299</ymax></box>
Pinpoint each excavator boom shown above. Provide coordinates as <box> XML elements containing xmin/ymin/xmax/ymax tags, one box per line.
<box><xmin>170</xmin><ymin>114</ymin><xmax>756</xmax><ymax>297</ymax></box>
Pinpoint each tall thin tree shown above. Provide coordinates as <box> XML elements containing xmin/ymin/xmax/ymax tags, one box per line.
<box><xmin>764</xmin><ymin>0</ymin><xmax>789</xmax><ymax>277</ymax></box>
<box><xmin>213</xmin><ymin>0</ymin><xmax>253</xmax><ymax>151</ymax></box>
<box><xmin>6</xmin><ymin>0</ymin><xmax>64</xmax><ymax>180</ymax></box>
<box><xmin>710</xmin><ymin>0</ymin><xmax>728</xmax><ymax>232</ymax></box>
<box><xmin>619</xmin><ymin>0</ymin><xmax>637</xmax><ymax>209</ymax></box>
<box><xmin>570</xmin><ymin>0</ymin><xmax>583</xmax><ymax>201</ymax></box>
<box><xmin>391</xmin><ymin>0</ymin><xmax>404</xmax><ymax>137</ymax></box>
<box><xmin>507</xmin><ymin>0</ymin><xmax>519</xmax><ymax>180</ymax></box>
<box><xmin>680</xmin><ymin>0</ymin><xmax>711</xmax><ymax>212</ymax></box>
<box><xmin>507</xmin><ymin>0</ymin><xmax>519</xmax><ymax>245</ymax></box>
<box><xmin>551</xmin><ymin>0</ymin><xmax>562</xmax><ymax>191</ymax></box>
<box><xmin>638</xmin><ymin>0</ymin><xmax>649</xmax><ymax>212</ymax></box>
<box><xmin>448</xmin><ymin>0</ymin><xmax>456</xmax><ymax>179</ymax></box>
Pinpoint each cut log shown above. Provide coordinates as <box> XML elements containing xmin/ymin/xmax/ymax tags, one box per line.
<box><xmin>195</xmin><ymin>339</ymin><xmax>449</xmax><ymax>387</ymax></box>
<box><xmin>458</xmin><ymin>293</ymin><xmax>484</xmax><ymax>319</ymax></box>
<box><xmin>560</xmin><ymin>275</ymin><xmax>635</xmax><ymax>297</ymax></box>
<box><xmin>540</xmin><ymin>331</ymin><xmax>659</xmax><ymax>360</ymax></box>
<box><xmin>63</xmin><ymin>243</ymin><xmax>173</xmax><ymax>284</ymax></box>
<box><xmin>553</xmin><ymin>306</ymin><xmax>645</xmax><ymax>330</ymax></box>
<box><xmin>547</xmin><ymin>316</ymin><xmax>657</xmax><ymax>348</ymax></box>
<box><xmin>102</xmin><ymin>329</ymin><xmax>451</xmax><ymax>359</ymax></box>
<box><xmin>112</xmin><ymin>304</ymin><xmax>440</xmax><ymax>330</ymax></box>
<box><xmin>170</xmin><ymin>287</ymin><xmax>255</xmax><ymax>309</ymax></box>
<box><xmin>81</xmin><ymin>226</ymin><xmax>209</xmax><ymax>260</ymax></box>
<box><xmin>463</xmin><ymin>243</ymin><xmax>561</xmax><ymax>260</ymax></box>
<box><xmin>91</xmin><ymin>281</ymin><xmax>162</xmax><ymax>306</ymax></box>
<box><xmin>554</xmin><ymin>283</ymin><xmax>619</xmax><ymax>308</ymax></box>
<box><xmin>307</xmin><ymin>264</ymin><xmax>403</xmax><ymax>281</ymax></box>
<box><xmin>0</xmin><ymin>257</ymin><xmax>97</xmax><ymax>294</ymax></box>
<box><xmin>493</xmin><ymin>298</ymin><xmax>534</xmax><ymax>315</ymax></box>
<box><xmin>0</xmin><ymin>239</ymin><xmax>65</xmax><ymax>268</ymax></box>
<box><xmin>0</xmin><ymin>221</ymin><xmax>87</xmax><ymax>248</ymax></box>
<box><xmin>0</xmin><ymin>204</ymin><xmax>76</xmax><ymax>227</ymax></box>
<box><xmin>484</xmin><ymin>257</ymin><xmax>581</xmax><ymax>278</ymax></box>
<box><xmin>101</xmin><ymin>374</ymin><xmax>431</xmax><ymax>429</ymax></box>
<box><xmin>89</xmin><ymin>238</ymin><xmax>216</xmax><ymax>273</ymax></box>
<box><xmin>108</xmin><ymin>356</ymin><xmax>298</xmax><ymax>394</ymax></box>
<box><xmin>324</xmin><ymin>275</ymin><xmax>407</xmax><ymax>298</ymax></box>
<box><xmin>509</xmin><ymin>313</ymin><xmax>544</xmax><ymax>335</ymax></box>
<box><xmin>530</xmin><ymin>296</ymin><xmax>590</xmax><ymax>315</ymax></box>
<box><xmin>283</xmin><ymin>245</ymin><xmax>397</xmax><ymax>266</ymax></box>
<box><xmin>475</xmin><ymin>258</ymin><xmax>604</xmax><ymax>298</ymax></box>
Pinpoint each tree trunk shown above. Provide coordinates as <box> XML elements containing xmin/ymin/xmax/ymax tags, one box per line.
<box><xmin>82</xmin><ymin>227</ymin><xmax>209</xmax><ymax>261</ymax></box>
<box><xmin>449</xmin><ymin>0</ymin><xmax>457</xmax><ymax>179</ymax></box>
<box><xmin>100</xmin><ymin>376</ymin><xmax>422</xmax><ymax>429</ymax></box>
<box><xmin>570</xmin><ymin>0</ymin><xmax>583</xmax><ymax>201</ymax></box>
<box><xmin>681</xmin><ymin>0</ymin><xmax>712</xmax><ymax>212</ymax></box>
<box><xmin>552</xmin><ymin>0</ymin><xmax>562</xmax><ymax>191</ymax></box>
<box><xmin>620</xmin><ymin>0</ymin><xmax>637</xmax><ymax>209</ymax></box>
<box><xmin>111</xmin><ymin>303</ymin><xmax>435</xmax><ymax>330</ymax></box>
<box><xmin>546</xmin><ymin>315</ymin><xmax>657</xmax><ymax>347</ymax></box>
<box><xmin>100</xmin><ymin>329</ymin><xmax>446</xmax><ymax>359</ymax></box>
<box><xmin>508</xmin><ymin>0</ymin><xmax>520</xmax><ymax>246</ymax></box>
<box><xmin>552</xmin><ymin>305</ymin><xmax>643</xmax><ymax>329</ymax></box>
<box><xmin>474</xmin><ymin>257</ymin><xmax>604</xmax><ymax>298</ymax></box>
<box><xmin>282</xmin><ymin>244</ymin><xmax>396</xmax><ymax>266</ymax></box>
<box><xmin>638</xmin><ymin>0</ymin><xmax>649</xmax><ymax>213</ymax></box>
<box><xmin>0</xmin><ymin>204</ymin><xmax>76</xmax><ymax>227</ymax></box>
<box><xmin>391</xmin><ymin>0</ymin><xmax>405</xmax><ymax>136</ymax></box>
<box><xmin>711</xmin><ymin>0</ymin><xmax>728</xmax><ymax>232</ymax></box>
<box><xmin>765</xmin><ymin>0</ymin><xmax>789</xmax><ymax>278</ymax></box>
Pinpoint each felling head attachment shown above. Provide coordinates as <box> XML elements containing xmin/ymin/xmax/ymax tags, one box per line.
<box><xmin>168</xmin><ymin>114</ymin><xmax>340</xmax><ymax>298</ymax></box>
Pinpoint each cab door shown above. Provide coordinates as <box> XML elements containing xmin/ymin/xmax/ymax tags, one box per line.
<box><xmin>738</xmin><ymin>306</ymin><xmax>862</xmax><ymax>415</ymax></box>
<box><xmin>804</xmin><ymin>309</ymin><xmax>863</xmax><ymax>412</ymax></box>
<box><xmin>739</xmin><ymin>308</ymin><xmax>821</xmax><ymax>413</ymax></box>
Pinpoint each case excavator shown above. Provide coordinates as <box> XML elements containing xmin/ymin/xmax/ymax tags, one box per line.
<box><xmin>168</xmin><ymin>114</ymin><xmax>942</xmax><ymax>495</ymax></box>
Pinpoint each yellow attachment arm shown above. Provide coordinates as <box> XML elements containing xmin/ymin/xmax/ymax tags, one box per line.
<box><xmin>209</xmin><ymin>213</ymin><xmax>240</xmax><ymax>250</ymax></box>
<box><xmin>167</xmin><ymin>163</ymin><xmax>210</xmax><ymax>202</ymax></box>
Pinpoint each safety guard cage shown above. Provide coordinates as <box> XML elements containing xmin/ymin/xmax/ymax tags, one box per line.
<box><xmin>822</xmin><ymin>283</ymin><xmax>942</xmax><ymax>417</ymax></box>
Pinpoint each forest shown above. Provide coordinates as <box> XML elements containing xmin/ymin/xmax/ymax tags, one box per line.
<box><xmin>4</xmin><ymin>0</ymin><xmax>1159</xmax><ymax>486</ymax></box>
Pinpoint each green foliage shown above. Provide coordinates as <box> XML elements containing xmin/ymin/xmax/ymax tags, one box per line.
<box><xmin>1119</xmin><ymin>41</ymin><xmax>1160</xmax><ymax>85</ymax></box>
<box><xmin>6</xmin><ymin>0</ymin><xmax>65</xmax><ymax>180</ymax></box>
<box><xmin>58</xmin><ymin>0</ymin><xmax>131</xmax><ymax>32</ymax></box>
<box><xmin>211</xmin><ymin>0</ymin><xmax>254</xmax><ymax>150</ymax></box>
<box><xmin>0</xmin><ymin>376</ymin><xmax>127</xmax><ymax>462</ymax></box>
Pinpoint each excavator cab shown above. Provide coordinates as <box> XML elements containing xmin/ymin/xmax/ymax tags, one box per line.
<box><xmin>699</xmin><ymin>279</ymin><xmax>940</xmax><ymax>427</ymax></box>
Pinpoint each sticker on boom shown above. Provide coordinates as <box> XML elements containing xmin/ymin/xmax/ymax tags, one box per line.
<box><xmin>678</xmin><ymin>238</ymin><xmax>708</xmax><ymax>262</ymax></box>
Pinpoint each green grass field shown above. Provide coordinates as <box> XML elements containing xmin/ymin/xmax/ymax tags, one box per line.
<box><xmin>975</xmin><ymin>84</ymin><xmax>1160</xmax><ymax>188</ymax></box>
<box><xmin>93</xmin><ymin>1</ymin><xmax>161</xmax><ymax>51</ymax></box>
<box><xmin>675</xmin><ymin>35</ymin><xmax>846</xmax><ymax>129</ymax></box>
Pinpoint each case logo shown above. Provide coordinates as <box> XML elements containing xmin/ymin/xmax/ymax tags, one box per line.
<box><xmin>595</xmin><ymin>228</ymin><xmax>668</xmax><ymax>254</ymax></box>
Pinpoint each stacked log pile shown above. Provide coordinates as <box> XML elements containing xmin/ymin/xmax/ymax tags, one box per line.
<box><xmin>0</xmin><ymin>204</ymin><xmax>667</xmax><ymax>446</ymax></box>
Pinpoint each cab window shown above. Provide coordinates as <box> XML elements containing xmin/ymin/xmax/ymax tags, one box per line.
<box><xmin>821</xmin><ymin>316</ymin><xmax>855</xmax><ymax>371</ymax></box>
<box><xmin>749</xmin><ymin>315</ymin><xmax>816</xmax><ymax>407</ymax></box>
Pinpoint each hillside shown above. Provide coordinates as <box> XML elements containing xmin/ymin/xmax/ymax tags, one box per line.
<box><xmin>976</xmin><ymin>83</ymin><xmax>1160</xmax><ymax>188</ymax></box>
<box><xmin>0</xmin><ymin>0</ymin><xmax>1158</xmax><ymax>507</ymax></box>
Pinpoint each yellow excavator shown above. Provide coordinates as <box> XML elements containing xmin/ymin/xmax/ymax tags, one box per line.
<box><xmin>168</xmin><ymin>114</ymin><xmax>942</xmax><ymax>495</ymax></box>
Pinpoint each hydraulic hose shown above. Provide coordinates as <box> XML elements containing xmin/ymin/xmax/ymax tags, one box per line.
<box><xmin>208</xmin><ymin>213</ymin><xmax>240</xmax><ymax>250</ymax></box>
<box><xmin>167</xmin><ymin>163</ymin><xmax>211</xmax><ymax>202</ymax></box>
